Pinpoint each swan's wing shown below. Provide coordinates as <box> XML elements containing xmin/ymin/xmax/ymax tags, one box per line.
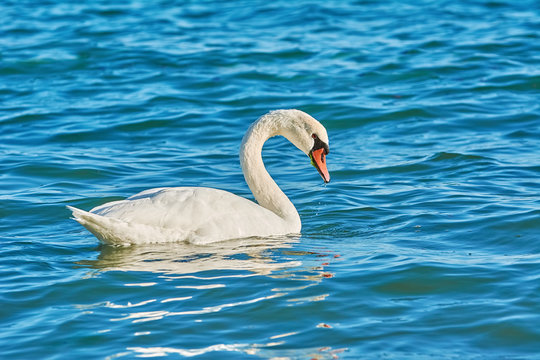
<box><xmin>80</xmin><ymin>187</ymin><xmax>288</xmax><ymax>244</ymax></box>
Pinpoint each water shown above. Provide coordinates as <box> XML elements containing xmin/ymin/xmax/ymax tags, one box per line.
<box><xmin>1</xmin><ymin>0</ymin><xmax>539</xmax><ymax>358</ymax></box>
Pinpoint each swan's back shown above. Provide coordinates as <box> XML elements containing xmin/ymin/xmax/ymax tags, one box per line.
<box><xmin>69</xmin><ymin>187</ymin><xmax>295</xmax><ymax>246</ymax></box>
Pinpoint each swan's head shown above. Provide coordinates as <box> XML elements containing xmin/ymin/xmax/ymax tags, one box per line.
<box><xmin>274</xmin><ymin>109</ymin><xmax>330</xmax><ymax>183</ymax></box>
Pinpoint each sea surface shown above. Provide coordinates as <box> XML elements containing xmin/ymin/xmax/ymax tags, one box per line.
<box><xmin>1</xmin><ymin>0</ymin><xmax>539</xmax><ymax>359</ymax></box>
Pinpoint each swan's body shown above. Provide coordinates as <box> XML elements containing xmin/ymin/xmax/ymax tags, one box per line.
<box><xmin>68</xmin><ymin>109</ymin><xmax>330</xmax><ymax>246</ymax></box>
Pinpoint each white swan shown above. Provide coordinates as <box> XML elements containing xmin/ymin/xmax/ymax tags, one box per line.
<box><xmin>68</xmin><ymin>109</ymin><xmax>330</xmax><ymax>246</ymax></box>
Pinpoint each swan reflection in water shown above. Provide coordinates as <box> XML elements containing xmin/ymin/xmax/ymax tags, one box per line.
<box><xmin>77</xmin><ymin>235</ymin><xmax>305</xmax><ymax>276</ymax></box>
<box><xmin>74</xmin><ymin>235</ymin><xmax>343</xmax><ymax>359</ymax></box>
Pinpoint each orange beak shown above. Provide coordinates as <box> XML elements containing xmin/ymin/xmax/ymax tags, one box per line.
<box><xmin>310</xmin><ymin>148</ymin><xmax>330</xmax><ymax>183</ymax></box>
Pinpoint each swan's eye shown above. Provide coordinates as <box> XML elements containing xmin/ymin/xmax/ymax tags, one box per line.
<box><xmin>311</xmin><ymin>134</ymin><xmax>329</xmax><ymax>155</ymax></box>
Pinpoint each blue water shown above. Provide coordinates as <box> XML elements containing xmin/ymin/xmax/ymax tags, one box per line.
<box><xmin>1</xmin><ymin>0</ymin><xmax>539</xmax><ymax>358</ymax></box>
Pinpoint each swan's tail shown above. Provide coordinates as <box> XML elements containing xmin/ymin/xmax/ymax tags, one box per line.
<box><xmin>67</xmin><ymin>205</ymin><xmax>138</xmax><ymax>246</ymax></box>
<box><xmin>67</xmin><ymin>206</ymin><xmax>189</xmax><ymax>246</ymax></box>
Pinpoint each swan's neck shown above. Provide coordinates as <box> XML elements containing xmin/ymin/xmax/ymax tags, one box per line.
<box><xmin>240</xmin><ymin>114</ymin><xmax>301</xmax><ymax>230</ymax></box>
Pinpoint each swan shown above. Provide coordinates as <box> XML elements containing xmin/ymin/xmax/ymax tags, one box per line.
<box><xmin>67</xmin><ymin>109</ymin><xmax>330</xmax><ymax>246</ymax></box>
